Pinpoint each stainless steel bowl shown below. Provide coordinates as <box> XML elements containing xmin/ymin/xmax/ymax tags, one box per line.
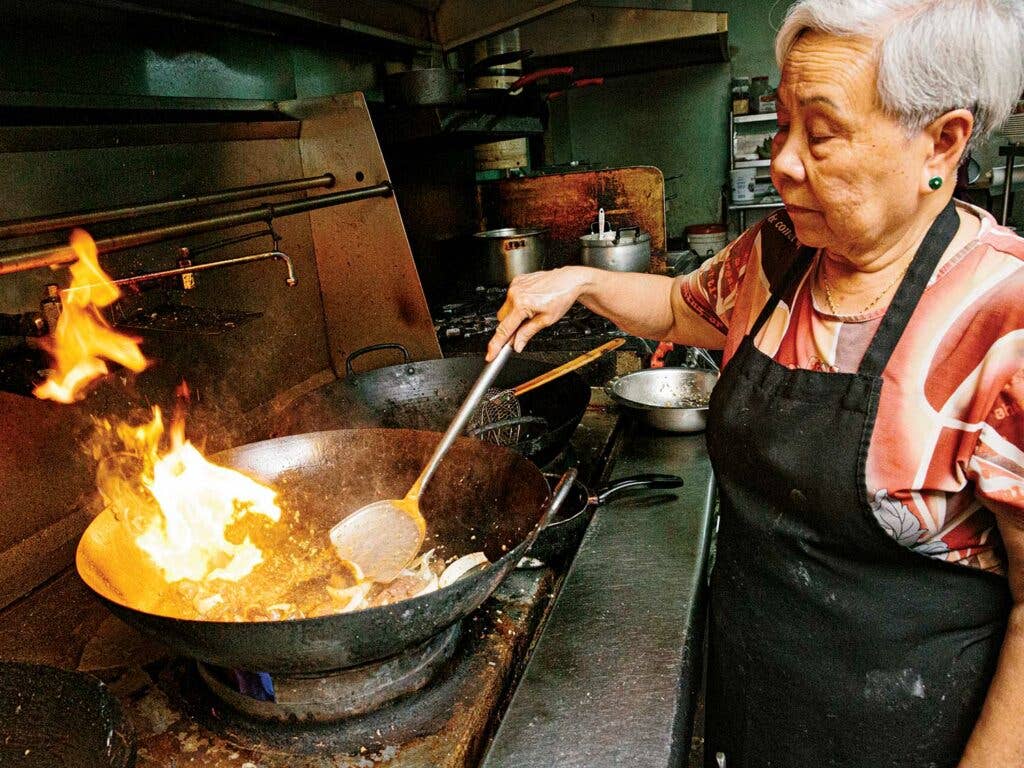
<box><xmin>606</xmin><ymin>367</ymin><xmax>718</xmax><ymax>433</ymax></box>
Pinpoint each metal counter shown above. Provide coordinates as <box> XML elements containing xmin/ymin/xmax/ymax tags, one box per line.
<box><xmin>481</xmin><ymin>422</ymin><xmax>716</xmax><ymax>768</ymax></box>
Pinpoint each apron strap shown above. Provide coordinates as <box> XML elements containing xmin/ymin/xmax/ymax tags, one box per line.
<box><xmin>747</xmin><ymin>245</ymin><xmax>817</xmax><ymax>339</ymax></box>
<box><xmin>857</xmin><ymin>200</ymin><xmax>959</xmax><ymax>377</ymax></box>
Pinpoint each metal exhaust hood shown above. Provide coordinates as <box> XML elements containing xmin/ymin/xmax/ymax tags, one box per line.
<box><xmin>432</xmin><ymin>2</ymin><xmax>728</xmax><ymax>74</ymax></box>
<box><xmin>58</xmin><ymin>2</ymin><xmax>727</xmax><ymax>75</ymax></box>
<box><xmin>512</xmin><ymin>4</ymin><xmax>730</xmax><ymax>77</ymax></box>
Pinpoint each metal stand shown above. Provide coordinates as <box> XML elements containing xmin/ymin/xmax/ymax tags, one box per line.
<box><xmin>998</xmin><ymin>143</ymin><xmax>1023</xmax><ymax>226</ymax></box>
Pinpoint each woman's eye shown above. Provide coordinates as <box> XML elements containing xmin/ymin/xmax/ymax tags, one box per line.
<box><xmin>809</xmin><ymin>134</ymin><xmax>832</xmax><ymax>145</ymax></box>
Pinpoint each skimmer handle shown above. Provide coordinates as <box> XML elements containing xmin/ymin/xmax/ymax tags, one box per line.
<box><xmin>512</xmin><ymin>337</ymin><xmax>625</xmax><ymax>396</ymax></box>
<box><xmin>409</xmin><ymin>342</ymin><xmax>514</xmax><ymax>499</ymax></box>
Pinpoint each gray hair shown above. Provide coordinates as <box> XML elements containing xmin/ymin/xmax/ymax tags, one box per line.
<box><xmin>775</xmin><ymin>0</ymin><xmax>1024</xmax><ymax>152</ymax></box>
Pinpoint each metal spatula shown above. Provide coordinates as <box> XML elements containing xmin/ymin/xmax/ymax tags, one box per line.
<box><xmin>330</xmin><ymin>342</ymin><xmax>514</xmax><ymax>582</ymax></box>
<box><xmin>472</xmin><ymin>337</ymin><xmax>626</xmax><ymax>445</ymax></box>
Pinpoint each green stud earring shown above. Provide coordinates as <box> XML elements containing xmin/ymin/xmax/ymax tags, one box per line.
<box><xmin>929</xmin><ymin>176</ymin><xmax>943</xmax><ymax>190</ymax></box>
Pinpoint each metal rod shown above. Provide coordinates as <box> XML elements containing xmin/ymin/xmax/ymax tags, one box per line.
<box><xmin>1001</xmin><ymin>145</ymin><xmax>1016</xmax><ymax>226</ymax></box>
<box><xmin>188</xmin><ymin>228</ymin><xmax>275</xmax><ymax>257</ymax></box>
<box><xmin>0</xmin><ymin>174</ymin><xmax>336</xmax><ymax>240</ymax></box>
<box><xmin>0</xmin><ymin>174</ymin><xmax>335</xmax><ymax>241</ymax></box>
<box><xmin>0</xmin><ymin>182</ymin><xmax>392</xmax><ymax>276</ymax></box>
<box><xmin>62</xmin><ymin>251</ymin><xmax>297</xmax><ymax>295</ymax></box>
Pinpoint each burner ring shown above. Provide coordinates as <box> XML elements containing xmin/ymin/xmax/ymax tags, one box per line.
<box><xmin>197</xmin><ymin>623</ymin><xmax>460</xmax><ymax>723</ymax></box>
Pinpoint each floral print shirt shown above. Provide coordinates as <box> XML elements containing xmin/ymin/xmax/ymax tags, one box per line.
<box><xmin>682</xmin><ymin>202</ymin><xmax>1024</xmax><ymax>573</ymax></box>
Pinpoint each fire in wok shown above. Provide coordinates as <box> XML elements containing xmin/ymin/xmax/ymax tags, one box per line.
<box><xmin>81</xmin><ymin>407</ymin><xmax>496</xmax><ymax>622</ymax></box>
<box><xmin>77</xmin><ymin>427</ymin><xmax>557</xmax><ymax>672</ymax></box>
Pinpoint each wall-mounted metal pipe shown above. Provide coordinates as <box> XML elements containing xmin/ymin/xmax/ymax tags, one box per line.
<box><xmin>0</xmin><ymin>182</ymin><xmax>392</xmax><ymax>276</ymax></box>
<box><xmin>0</xmin><ymin>174</ymin><xmax>336</xmax><ymax>241</ymax></box>
<box><xmin>62</xmin><ymin>251</ymin><xmax>297</xmax><ymax>294</ymax></box>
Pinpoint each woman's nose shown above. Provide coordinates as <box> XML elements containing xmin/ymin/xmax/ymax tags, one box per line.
<box><xmin>771</xmin><ymin>132</ymin><xmax>806</xmax><ymax>185</ymax></box>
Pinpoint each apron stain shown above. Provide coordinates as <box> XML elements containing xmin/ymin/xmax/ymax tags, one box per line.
<box><xmin>863</xmin><ymin>668</ymin><xmax>926</xmax><ymax>703</ymax></box>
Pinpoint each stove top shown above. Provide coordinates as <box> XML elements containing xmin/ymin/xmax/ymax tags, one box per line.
<box><xmin>0</xmin><ymin>402</ymin><xmax>623</xmax><ymax>768</ymax></box>
<box><xmin>0</xmin><ymin>567</ymin><xmax>553</xmax><ymax>768</ymax></box>
<box><xmin>433</xmin><ymin>286</ymin><xmax>638</xmax><ymax>358</ymax></box>
<box><xmin>195</xmin><ymin>624</ymin><xmax>462</xmax><ymax>724</ymax></box>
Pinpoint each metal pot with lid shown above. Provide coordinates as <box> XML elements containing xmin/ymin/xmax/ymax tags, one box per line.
<box><xmin>579</xmin><ymin>225</ymin><xmax>652</xmax><ymax>272</ymax></box>
<box><xmin>472</xmin><ymin>227</ymin><xmax>548</xmax><ymax>285</ymax></box>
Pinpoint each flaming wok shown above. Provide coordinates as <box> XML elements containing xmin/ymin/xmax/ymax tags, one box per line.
<box><xmin>76</xmin><ymin>428</ymin><xmax>568</xmax><ymax>674</ymax></box>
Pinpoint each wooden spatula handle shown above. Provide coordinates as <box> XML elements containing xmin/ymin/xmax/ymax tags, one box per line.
<box><xmin>513</xmin><ymin>337</ymin><xmax>626</xmax><ymax>396</ymax></box>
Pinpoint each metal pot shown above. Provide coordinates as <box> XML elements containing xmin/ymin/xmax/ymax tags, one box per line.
<box><xmin>472</xmin><ymin>227</ymin><xmax>547</xmax><ymax>285</ymax></box>
<box><xmin>606</xmin><ymin>367</ymin><xmax>718</xmax><ymax>433</ymax></box>
<box><xmin>385</xmin><ymin>67</ymin><xmax>466</xmax><ymax>107</ymax></box>
<box><xmin>579</xmin><ymin>226</ymin><xmax>652</xmax><ymax>272</ymax></box>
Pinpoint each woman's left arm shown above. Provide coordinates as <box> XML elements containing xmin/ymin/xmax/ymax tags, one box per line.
<box><xmin>958</xmin><ymin>511</ymin><xmax>1024</xmax><ymax>768</ymax></box>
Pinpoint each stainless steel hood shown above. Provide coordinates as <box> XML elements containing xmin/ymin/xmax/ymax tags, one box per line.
<box><xmin>78</xmin><ymin>1</ymin><xmax>728</xmax><ymax>70</ymax></box>
<box><xmin>516</xmin><ymin>5</ymin><xmax>729</xmax><ymax>76</ymax></box>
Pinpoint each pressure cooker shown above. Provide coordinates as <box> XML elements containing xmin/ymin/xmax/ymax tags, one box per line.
<box><xmin>579</xmin><ymin>225</ymin><xmax>652</xmax><ymax>272</ymax></box>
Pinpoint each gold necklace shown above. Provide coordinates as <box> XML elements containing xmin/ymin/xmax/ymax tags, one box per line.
<box><xmin>818</xmin><ymin>255</ymin><xmax>909</xmax><ymax>317</ymax></box>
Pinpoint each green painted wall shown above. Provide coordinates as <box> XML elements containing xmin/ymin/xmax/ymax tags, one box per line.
<box><xmin>545</xmin><ymin>0</ymin><xmax>1022</xmax><ymax>240</ymax></box>
<box><xmin>546</xmin><ymin>1</ymin><xmax>797</xmax><ymax>243</ymax></box>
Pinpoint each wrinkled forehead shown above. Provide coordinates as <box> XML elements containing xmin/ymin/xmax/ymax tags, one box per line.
<box><xmin>778</xmin><ymin>31</ymin><xmax>881</xmax><ymax>113</ymax></box>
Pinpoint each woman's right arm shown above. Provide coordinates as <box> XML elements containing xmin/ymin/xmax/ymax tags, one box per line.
<box><xmin>485</xmin><ymin>265</ymin><xmax>727</xmax><ymax>361</ymax></box>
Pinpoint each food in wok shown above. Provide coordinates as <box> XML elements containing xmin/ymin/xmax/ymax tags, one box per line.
<box><xmin>78</xmin><ymin>411</ymin><xmax>542</xmax><ymax>625</ymax></box>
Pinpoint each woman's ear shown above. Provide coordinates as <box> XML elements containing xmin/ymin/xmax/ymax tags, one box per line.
<box><xmin>922</xmin><ymin>108</ymin><xmax>974</xmax><ymax>190</ymax></box>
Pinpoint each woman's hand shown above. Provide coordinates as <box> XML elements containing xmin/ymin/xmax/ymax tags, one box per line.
<box><xmin>486</xmin><ymin>267</ymin><xmax>592</xmax><ymax>361</ymax></box>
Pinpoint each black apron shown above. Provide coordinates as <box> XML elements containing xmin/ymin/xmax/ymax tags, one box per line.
<box><xmin>704</xmin><ymin>201</ymin><xmax>1011</xmax><ymax>768</ymax></box>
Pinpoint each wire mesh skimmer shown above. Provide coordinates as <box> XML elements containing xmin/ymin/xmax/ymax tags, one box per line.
<box><xmin>470</xmin><ymin>338</ymin><xmax>625</xmax><ymax>446</ymax></box>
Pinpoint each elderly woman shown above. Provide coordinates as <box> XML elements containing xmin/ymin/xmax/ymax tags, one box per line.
<box><xmin>487</xmin><ymin>1</ymin><xmax>1024</xmax><ymax>766</ymax></box>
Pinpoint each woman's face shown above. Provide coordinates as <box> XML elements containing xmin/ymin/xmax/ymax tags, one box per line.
<box><xmin>770</xmin><ymin>32</ymin><xmax>931</xmax><ymax>258</ymax></box>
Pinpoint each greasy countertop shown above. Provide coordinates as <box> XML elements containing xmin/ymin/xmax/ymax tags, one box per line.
<box><xmin>481</xmin><ymin>419</ymin><xmax>716</xmax><ymax>768</ymax></box>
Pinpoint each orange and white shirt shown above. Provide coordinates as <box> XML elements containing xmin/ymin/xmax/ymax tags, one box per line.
<box><xmin>682</xmin><ymin>202</ymin><xmax>1024</xmax><ymax>573</ymax></box>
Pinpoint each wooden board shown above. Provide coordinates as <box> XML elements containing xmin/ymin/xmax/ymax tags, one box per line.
<box><xmin>478</xmin><ymin>166</ymin><xmax>667</xmax><ymax>272</ymax></box>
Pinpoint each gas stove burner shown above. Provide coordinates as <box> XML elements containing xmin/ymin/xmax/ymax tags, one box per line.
<box><xmin>434</xmin><ymin>287</ymin><xmax>622</xmax><ymax>347</ymax></box>
<box><xmin>197</xmin><ymin>624</ymin><xmax>460</xmax><ymax>724</ymax></box>
<box><xmin>153</xmin><ymin>576</ymin><xmax>553</xmax><ymax>759</ymax></box>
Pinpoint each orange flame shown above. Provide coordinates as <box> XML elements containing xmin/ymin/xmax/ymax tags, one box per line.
<box><xmin>34</xmin><ymin>229</ymin><xmax>146</xmax><ymax>403</ymax></box>
<box><xmin>100</xmin><ymin>407</ymin><xmax>282</xmax><ymax>583</ymax></box>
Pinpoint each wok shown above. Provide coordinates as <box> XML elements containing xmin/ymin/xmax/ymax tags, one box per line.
<box><xmin>76</xmin><ymin>428</ymin><xmax>570</xmax><ymax>674</ymax></box>
<box><xmin>270</xmin><ymin>344</ymin><xmax>591</xmax><ymax>468</ymax></box>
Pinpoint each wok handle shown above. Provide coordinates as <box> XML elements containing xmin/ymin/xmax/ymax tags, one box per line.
<box><xmin>345</xmin><ymin>343</ymin><xmax>410</xmax><ymax>376</ymax></box>
<box><xmin>594</xmin><ymin>473</ymin><xmax>684</xmax><ymax>505</ymax></box>
<box><xmin>468</xmin><ymin>48</ymin><xmax>533</xmax><ymax>77</ymax></box>
<box><xmin>510</xmin><ymin>66</ymin><xmax>574</xmax><ymax>90</ymax></box>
